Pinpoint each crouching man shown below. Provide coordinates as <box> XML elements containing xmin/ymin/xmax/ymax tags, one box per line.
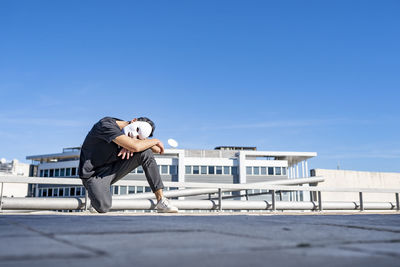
<box><xmin>78</xmin><ymin>116</ymin><xmax>178</xmax><ymax>213</ymax></box>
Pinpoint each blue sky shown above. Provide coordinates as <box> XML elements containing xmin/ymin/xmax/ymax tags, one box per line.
<box><xmin>0</xmin><ymin>0</ymin><xmax>399</xmax><ymax>172</ymax></box>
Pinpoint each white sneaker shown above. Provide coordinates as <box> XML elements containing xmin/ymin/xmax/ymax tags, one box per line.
<box><xmin>156</xmin><ymin>197</ymin><xmax>178</xmax><ymax>213</ymax></box>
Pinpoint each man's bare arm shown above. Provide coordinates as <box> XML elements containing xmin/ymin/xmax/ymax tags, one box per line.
<box><xmin>114</xmin><ymin>135</ymin><xmax>162</xmax><ymax>153</ymax></box>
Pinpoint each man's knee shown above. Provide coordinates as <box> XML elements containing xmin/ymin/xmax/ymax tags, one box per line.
<box><xmin>139</xmin><ymin>149</ymin><xmax>154</xmax><ymax>163</ymax></box>
<box><xmin>92</xmin><ymin>198</ymin><xmax>112</xmax><ymax>213</ymax></box>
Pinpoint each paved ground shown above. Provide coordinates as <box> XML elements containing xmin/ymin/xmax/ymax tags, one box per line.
<box><xmin>0</xmin><ymin>212</ymin><xmax>399</xmax><ymax>267</ymax></box>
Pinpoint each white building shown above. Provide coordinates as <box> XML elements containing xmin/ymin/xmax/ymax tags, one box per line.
<box><xmin>26</xmin><ymin>146</ymin><xmax>317</xmax><ymax>201</ymax></box>
<box><xmin>0</xmin><ymin>158</ymin><xmax>30</xmax><ymax>197</ymax></box>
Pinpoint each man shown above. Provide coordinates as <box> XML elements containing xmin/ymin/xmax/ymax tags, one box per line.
<box><xmin>78</xmin><ymin>116</ymin><xmax>178</xmax><ymax>213</ymax></box>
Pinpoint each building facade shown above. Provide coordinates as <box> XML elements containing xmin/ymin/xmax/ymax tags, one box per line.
<box><xmin>26</xmin><ymin>147</ymin><xmax>317</xmax><ymax>201</ymax></box>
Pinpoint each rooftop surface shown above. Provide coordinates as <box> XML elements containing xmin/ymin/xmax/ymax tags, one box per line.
<box><xmin>0</xmin><ymin>212</ymin><xmax>399</xmax><ymax>267</ymax></box>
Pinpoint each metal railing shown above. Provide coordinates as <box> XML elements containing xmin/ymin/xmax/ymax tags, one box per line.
<box><xmin>0</xmin><ymin>176</ymin><xmax>399</xmax><ymax>212</ymax></box>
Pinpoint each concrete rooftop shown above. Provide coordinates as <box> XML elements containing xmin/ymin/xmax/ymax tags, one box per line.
<box><xmin>0</xmin><ymin>212</ymin><xmax>399</xmax><ymax>267</ymax></box>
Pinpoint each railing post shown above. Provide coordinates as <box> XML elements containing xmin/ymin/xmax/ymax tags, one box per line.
<box><xmin>218</xmin><ymin>188</ymin><xmax>222</xmax><ymax>211</ymax></box>
<box><xmin>271</xmin><ymin>190</ymin><xmax>276</xmax><ymax>211</ymax></box>
<box><xmin>0</xmin><ymin>182</ymin><xmax>3</xmax><ymax>211</ymax></box>
<box><xmin>318</xmin><ymin>191</ymin><xmax>322</xmax><ymax>211</ymax></box>
<box><xmin>396</xmin><ymin>193</ymin><xmax>399</xmax><ymax>212</ymax></box>
<box><xmin>359</xmin><ymin>192</ymin><xmax>364</xmax><ymax>211</ymax></box>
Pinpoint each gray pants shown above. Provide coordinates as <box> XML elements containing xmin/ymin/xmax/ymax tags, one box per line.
<box><xmin>81</xmin><ymin>149</ymin><xmax>164</xmax><ymax>213</ymax></box>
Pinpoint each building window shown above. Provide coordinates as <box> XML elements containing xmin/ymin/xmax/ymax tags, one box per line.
<box><xmin>253</xmin><ymin>167</ymin><xmax>260</xmax><ymax>175</ymax></box>
<box><xmin>170</xmin><ymin>165</ymin><xmax>177</xmax><ymax>175</ymax></box>
<box><xmin>70</xmin><ymin>187</ymin><xmax>75</xmax><ymax>196</ymax></box>
<box><xmin>216</xmin><ymin>166</ymin><xmax>222</xmax><ymax>175</ymax></box>
<box><xmin>161</xmin><ymin>165</ymin><xmax>169</xmax><ymax>174</ymax></box>
<box><xmin>49</xmin><ymin>169</ymin><xmax>54</xmax><ymax>177</ymax></box>
<box><xmin>131</xmin><ymin>168</ymin><xmax>136</xmax><ymax>174</ymax></box>
<box><xmin>113</xmin><ymin>186</ymin><xmax>119</xmax><ymax>195</ymax></box>
<box><xmin>193</xmin><ymin>166</ymin><xmax>199</xmax><ymax>175</ymax></box>
<box><xmin>137</xmin><ymin>186</ymin><xmax>143</xmax><ymax>193</ymax></box>
<box><xmin>44</xmin><ymin>169</ymin><xmax>49</xmax><ymax>177</ymax></box>
<box><xmin>39</xmin><ymin>189</ymin><xmax>43</xmax><ymax>197</ymax></box>
<box><xmin>145</xmin><ymin>187</ymin><xmax>151</xmax><ymax>192</ymax></box>
<box><xmin>76</xmin><ymin>187</ymin><xmax>81</xmax><ymax>196</ymax></box>
<box><xmin>223</xmin><ymin>166</ymin><xmax>230</xmax><ymax>175</ymax></box>
<box><xmin>261</xmin><ymin>167</ymin><xmax>266</xmax><ymax>175</ymax></box>
<box><xmin>246</xmin><ymin>167</ymin><xmax>252</xmax><ymax>175</ymax></box>
<box><xmin>64</xmin><ymin>188</ymin><xmax>70</xmax><ymax>197</ymax></box>
<box><xmin>137</xmin><ymin>166</ymin><xmax>144</xmax><ymax>174</ymax></box>
<box><xmin>128</xmin><ymin>186</ymin><xmax>135</xmax><ymax>194</ymax></box>
<box><xmin>60</xmin><ymin>168</ymin><xmax>65</xmax><ymax>176</ymax></box>
<box><xmin>120</xmin><ymin>186</ymin><xmax>127</xmax><ymax>195</ymax></box>
<box><xmin>275</xmin><ymin>167</ymin><xmax>282</xmax><ymax>175</ymax></box>
<box><xmin>268</xmin><ymin>167</ymin><xmax>274</xmax><ymax>175</ymax></box>
<box><xmin>231</xmin><ymin>166</ymin><xmax>238</xmax><ymax>175</ymax></box>
<box><xmin>48</xmin><ymin>188</ymin><xmax>53</xmax><ymax>197</ymax></box>
<box><xmin>40</xmin><ymin>170</ymin><xmax>44</xmax><ymax>177</ymax></box>
<box><xmin>201</xmin><ymin>166</ymin><xmax>207</xmax><ymax>175</ymax></box>
<box><xmin>53</xmin><ymin>188</ymin><xmax>59</xmax><ymax>197</ymax></box>
<box><xmin>42</xmin><ymin>189</ymin><xmax>48</xmax><ymax>197</ymax></box>
<box><xmin>55</xmin><ymin>169</ymin><xmax>60</xmax><ymax>177</ymax></box>
<box><xmin>208</xmin><ymin>166</ymin><xmax>215</xmax><ymax>175</ymax></box>
<box><xmin>71</xmin><ymin>168</ymin><xmax>77</xmax><ymax>176</ymax></box>
<box><xmin>282</xmin><ymin>167</ymin><xmax>287</xmax><ymax>175</ymax></box>
<box><xmin>66</xmin><ymin>168</ymin><xmax>71</xmax><ymax>176</ymax></box>
<box><xmin>59</xmin><ymin>188</ymin><xmax>64</xmax><ymax>197</ymax></box>
<box><xmin>185</xmin><ymin>166</ymin><xmax>192</xmax><ymax>174</ymax></box>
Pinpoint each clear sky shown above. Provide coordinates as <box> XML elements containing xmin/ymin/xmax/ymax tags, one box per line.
<box><xmin>0</xmin><ymin>0</ymin><xmax>399</xmax><ymax>172</ymax></box>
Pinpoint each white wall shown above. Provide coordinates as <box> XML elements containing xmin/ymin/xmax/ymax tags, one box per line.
<box><xmin>313</xmin><ymin>169</ymin><xmax>400</xmax><ymax>202</ymax></box>
<box><xmin>0</xmin><ymin>182</ymin><xmax>28</xmax><ymax>197</ymax></box>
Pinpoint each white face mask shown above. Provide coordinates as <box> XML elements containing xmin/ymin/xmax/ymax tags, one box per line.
<box><xmin>122</xmin><ymin>121</ymin><xmax>152</xmax><ymax>140</ymax></box>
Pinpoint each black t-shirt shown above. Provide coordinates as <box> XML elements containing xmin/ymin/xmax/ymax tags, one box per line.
<box><xmin>79</xmin><ymin>117</ymin><xmax>124</xmax><ymax>179</ymax></box>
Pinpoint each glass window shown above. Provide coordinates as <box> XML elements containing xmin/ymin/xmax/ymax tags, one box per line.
<box><xmin>145</xmin><ymin>187</ymin><xmax>151</xmax><ymax>192</ymax></box>
<box><xmin>275</xmin><ymin>167</ymin><xmax>282</xmax><ymax>175</ymax></box>
<box><xmin>82</xmin><ymin>187</ymin><xmax>86</xmax><ymax>196</ymax></box>
<box><xmin>208</xmin><ymin>166</ymin><xmax>215</xmax><ymax>174</ymax></box>
<box><xmin>113</xmin><ymin>186</ymin><xmax>119</xmax><ymax>195</ymax></box>
<box><xmin>64</xmin><ymin>188</ymin><xmax>70</xmax><ymax>197</ymax></box>
<box><xmin>59</xmin><ymin>188</ymin><xmax>64</xmax><ymax>197</ymax></box>
<box><xmin>76</xmin><ymin>187</ymin><xmax>81</xmax><ymax>196</ymax></box>
<box><xmin>49</xmin><ymin>169</ymin><xmax>54</xmax><ymax>177</ymax></box>
<box><xmin>231</xmin><ymin>166</ymin><xmax>238</xmax><ymax>175</ymax></box>
<box><xmin>253</xmin><ymin>167</ymin><xmax>260</xmax><ymax>175</ymax></box>
<box><xmin>137</xmin><ymin>186</ymin><xmax>143</xmax><ymax>193</ymax></box>
<box><xmin>223</xmin><ymin>166</ymin><xmax>230</xmax><ymax>175</ymax></box>
<box><xmin>55</xmin><ymin>169</ymin><xmax>59</xmax><ymax>177</ymax></box>
<box><xmin>282</xmin><ymin>167</ymin><xmax>287</xmax><ymax>175</ymax></box>
<box><xmin>66</xmin><ymin>168</ymin><xmax>71</xmax><ymax>176</ymax></box>
<box><xmin>120</xmin><ymin>186</ymin><xmax>127</xmax><ymax>195</ymax></box>
<box><xmin>193</xmin><ymin>166</ymin><xmax>199</xmax><ymax>175</ymax></box>
<box><xmin>170</xmin><ymin>165</ymin><xmax>177</xmax><ymax>175</ymax></box>
<box><xmin>53</xmin><ymin>188</ymin><xmax>59</xmax><ymax>197</ymax></box>
<box><xmin>128</xmin><ymin>186</ymin><xmax>135</xmax><ymax>194</ymax></box>
<box><xmin>71</xmin><ymin>168</ymin><xmax>77</xmax><ymax>176</ymax></box>
<box><xmin>70</xmin><ymin>187</ymin><xmax>75</xmax><ymax>196</ymax></box>
<box><xmin>246</xmin><ymin>167</ymin><xmax>252</xmax><ymax>175</ymax></box>
<box><xmin>44</xmin><ymin>169</ymin><xmax>49</xmax><ymax>177</ymax></box>
<box><xmin>161</xmin><ymin>165</ymin><xmax>169</xmax><ymax>174</ymax></box>
<box><xmin>60</xmin><ymin>168</ymin><xmax>65</xmax><ymax>176</ymax></box>
<box><xmin>261</xmin><ymin>167</ymin><xmax>266</xmax><ymax>175</ymax></box>
<box><xmin>216</xmin><ymin>166</ymin><xmax>222</xmax><ymax>175</ymax></box>
<box><xmin>39</xmin><ymin>189</ymin><xmax>43</xmax><ymax>197</ymax></box>
<box><xmin>185</xmin><ymin>166</ymin><xmax>192</xmax><ymax>174</ymax></box>
<box><xmin>48</xmin><ymin>188</ymin><xmax>53</xmax><ymax>196</ymax></box>
<box><xmin>201</xmin><ymin>166</ymin><xmax>207</xmax><ymax>174</ymax></box>
<box><xmin>131</xmin><ymin>168</ymin><xmax>136</xmax><ymax>174</ymax></box>
<box><xmin>268</xmin><ymin>167</ymin><xmax>274</xmax><ymax>175</ymax></box>
<box><xmin>40</xmin><ymin>170</ymin><xmax>44</xmax><ymax>177</ymax></box>
<box><xmin>137</xmin><ymin>166</ymin><xmax>144</xmax><ymax>174</ymax></box>
<box><xmin>43</xmin><ymin>189</ymin><xmax>48</xmax><ymax>197</ymax></box>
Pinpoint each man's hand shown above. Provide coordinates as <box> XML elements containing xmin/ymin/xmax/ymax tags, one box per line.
<box><xmin>118</xmin><ymin>147</ymin><xmax>134</xmax><ymax>159</ymax></box>
<box><xmin>156</xmin><ymin>141</ymin><xmax>165</xmax><ymax>154</ymax></box>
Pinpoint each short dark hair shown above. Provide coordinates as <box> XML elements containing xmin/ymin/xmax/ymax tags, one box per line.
<box><xmin>136</xmin><ymin>117</ymin><xmax>155</xmax><ymax>137</ymax></box>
